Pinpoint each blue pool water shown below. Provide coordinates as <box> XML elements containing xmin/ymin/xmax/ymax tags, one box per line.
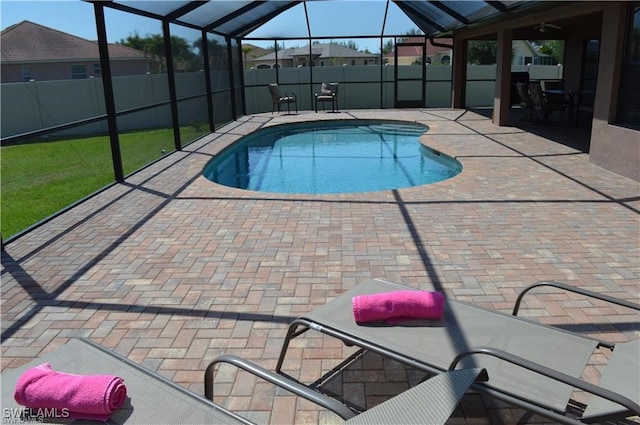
<box><xmin>202</xmin><ymin>120</ymin><xmax>461</xmax><ymax>194</ymax></box>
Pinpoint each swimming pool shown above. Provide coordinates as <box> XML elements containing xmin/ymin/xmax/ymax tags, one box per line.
<box><xmin>202</xmin><ymin>120</ymin><xmax>461</xmax><ymax>194</ymax></box>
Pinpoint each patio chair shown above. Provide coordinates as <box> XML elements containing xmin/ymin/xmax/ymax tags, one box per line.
<box><xmin>205</xmin><ymin>356</ymin><xmax>487</xmax><ymax>424</ymax></box>
<box><xmin>315</xmin><ymin>82</ymin><xmax>339</xmax><ymax>113</ymax></box>
<box><xmin>529</xmin><ymin>82</ymin><xmax>568</xmax><ymax>124</ymax></box>
<box><xmin>268</xmin><ymin>83</ymin><xmax>297</xmax><ymax>114</ymax></box>
<box><xmin>274</xmin><ymin>279</ymin><xmax>640</xmax><ymax>424</ymax></box>
<box><xmin>1</xmin><ymin>338</ymin><xmax>253</xmax><ymax>425</ymax></box>
<box><xmin>1</xmin><ymin>338</ymin><xmax>485</xmax><ymax>425</ymax></box>
<box><xmin>515</xmin><ymin>82</ymin><xmax>534</xmax><ymax>121</ymax></box>
<box><xmin>541</xmin><ymin>80</ymin><xmax>564</xmax><ymax>92</ymax></box>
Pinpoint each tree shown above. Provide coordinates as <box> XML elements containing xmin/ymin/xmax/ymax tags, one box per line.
<box><xmin>118</xmin><ymin>31</ymin><xmax>146</xmax><ymax>51</ymax></box>
<box><xmin>192</xmin><ymin>37</ymin><xmax>226</xmax><ymax>70</ymax></box>
<box><xmin>241</xmin><ymin>45</ymin><xmax>254</xmax><ymax>69</ymax></box>
<box><xmin>467</xmin><ymin>40</ymin><xmax>497</xmax><ymax>65</ymax></box>
<box><xmin>382</xmin><ymin>39</ymin><xmax>394</xmax><ymax>55</ymax></box>
<box><xmin>397</xmin><ymin>28</ymin><xmax>424</xmax><ymax>43</ymax></box>
<box><xmin>119</xmin><ymin>33</ymin><xmax>164</xmax><ymax>73</ymax></box>
<box><xmin>331</xmin><ymin>40</ymin><xmax>359</xmax><ymax>51</ymax></box>
<box><xmin>535</xmin><ymin>40</ymin><xmax>565</xmax><ymax>64</ymax></box>
<box><xmin>119</xmin><ymin>33</ymin><xmax>199</xmax><ymax>73</ymax></box>
<box><xmin>142</xmin><ymin>34</ymin><xmax>165</xmax><ymax>73</ymax></box>
<box><xmin>171</xmin><ymin>35</ymin><xmax>199</xmax><ymax>71</ymax></box>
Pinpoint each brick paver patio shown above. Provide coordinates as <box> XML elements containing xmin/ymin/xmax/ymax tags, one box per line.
<box><xmin>2</xmin><ymin>109</ymin><xmax>638</xmax><ymax>424</ymax></box>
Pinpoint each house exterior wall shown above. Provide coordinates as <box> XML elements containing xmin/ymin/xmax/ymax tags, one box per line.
<box><xmin>451</xmin><ymin>1</ymin><xmax>639</xmax><ymax>182</ymax></box>
<box><xmin>1</xmin><ymin>60</ymin><xmax>150</xmax><ymax>83</ymax></box>
<box><xmin>314</xmin><ymin>57</ymin><xmax>374</xmax><ymax>67</ymax></box>
<box><xmin>253</xmin><ymin>57</ymin><xmax>374</xmax><ymax>68</ymax></box>
<box><xmin>512</xmin><ymin>40</ymin><xmax>536</xmax><ymax>65</ymax></box>
<box><xmin>589</xmin><ymin>2</ymin><xmax>639</xmax><ymax>182</ymax></box>
<box><xmin>384</xmin><ymin>54</ymin><xmax>451</xmax><ymax>66</ymax></box>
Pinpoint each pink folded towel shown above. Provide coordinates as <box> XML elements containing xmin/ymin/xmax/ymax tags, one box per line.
<box><xmin>14</xmin><ymin>363</ymin><xmax>127</xmax><ymax>422</ymax></box>
<box><xmin>352</xmin><ymin>290</ymin><xmax>445</xmax><ymax>324</ymax></box>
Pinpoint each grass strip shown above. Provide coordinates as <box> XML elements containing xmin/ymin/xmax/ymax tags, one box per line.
<box><xmin>1</xmin><ymin>127</ymin><xmax>206</xmax><ymax>239</ymax></box>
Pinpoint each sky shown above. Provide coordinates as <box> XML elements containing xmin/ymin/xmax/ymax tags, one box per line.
<box><xmin>0</xmin><ymin>0</ymin><xmax>421</xmax><ymax>53</ymax></box>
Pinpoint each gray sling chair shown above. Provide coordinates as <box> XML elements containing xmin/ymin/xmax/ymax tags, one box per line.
<box><xmin>205</xmin><ymin>357</ymin><xmax>486</xmax><ymax>424</ymax></box>
<box><xmin>0</xmin><ymin>338</ymin><xmax>485</xmax><ymax>425</ymax></box>
<box><xmin>273</xmin><ymin>279</ymin><xmax>640</xmax><ymax>424</ymax></box>
<box><xmin>1</xmin><ymin>338</ymin><xmax>251</xmax><ymax>425</ymax></box>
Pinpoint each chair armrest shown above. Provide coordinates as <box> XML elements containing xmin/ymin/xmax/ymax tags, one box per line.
<box><xmin>448</xmin><ymin>347</ymin><xmax>640</xmax><ymax>418</ymax></box>
<box><xmin>512</xmin><ymin>281</ymin><xmax>639</xmax><ymax>350</ymax></box>
<box><xmin>512</xmin><ymin>280</ymin><xmax>640</xmax><ymax>316</ymax></box>
<box><xmin>204</xmin><ymin>354</ymin><xmax>356</xmax><ymax>420</ymax></box>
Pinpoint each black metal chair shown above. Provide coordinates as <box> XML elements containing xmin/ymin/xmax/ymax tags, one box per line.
<box><xmin>315</xmin><ymin>82</ymin><xmax>339</xmax><ymax>113</ymax></box>
<box><xmin>268</xmin><ymin>83</ymin><xmax>297</xmax><ymax>114</ymax></box>
<box><xmin>529</xmin><ymin>82</ymin><xmax>567</xmax><ymax>124</ymax></box>
<box><xmin>515</xmin><ymin>82</ymin><xmax>534</xmax><ymax>121</ymax></box>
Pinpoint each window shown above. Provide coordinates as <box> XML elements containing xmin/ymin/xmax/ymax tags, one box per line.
<box><xmin>581</xmin><ymin>40</ymin><xmax>600</xmax><ymax>92</ymax></box>
<box><xmin>22</xmin><ymin>66</ymin><xmax>32</xmax><ymax>81</ymax></box>
<box><xmin>441</xmin><ymin>55</ymin><xmax>450</xmax><ymax>65</ymax></box>
<box><xmin>71</xmin><ymin>65</ymin><xmax>87</xmax><ymax>79</ymax></box>
<box><xmin>93</xmin><ymin>63</ymin><xmax>101</xmax><ymax>76</ymax></box>
<box><xmin>617</xmin><ymin>2</ymin><xmax>640</xmax><ymax>127</ymax></box>
<box><xmin>626</xmin><ymin>3</ymin><xmax>640</xmax><ymax>61</ymax></box>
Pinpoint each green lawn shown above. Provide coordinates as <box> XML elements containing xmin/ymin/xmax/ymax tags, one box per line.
<box><xmin>1</xmin><ymin>127</ymin><xmax>206</xmax><ymax>239</ymax></box>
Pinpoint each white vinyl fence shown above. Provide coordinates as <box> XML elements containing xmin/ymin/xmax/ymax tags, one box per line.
<box><xmin>1</xmin><ymin>65</ymin><xmax>563</xmax><ymax>138</ymax></box>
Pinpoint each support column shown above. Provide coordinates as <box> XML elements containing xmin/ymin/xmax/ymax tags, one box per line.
<box><xmin>494</xmin><ymin>28</ymin><xmax>513</xmax><ymax>126</ymax></box>
<box><xmin>451</xmin><ymin>37</ymin><xmax>467</xmax><ymax>108</ymax></box>
<box><xmin>94</xmin><ymin>3</ymin><xmax>123</xmax><ymax>182</ymax></box>
<box><xmin>163</xmin><ymin>20</ymin><xmax>181</xmax><ymax>151</ymax></box>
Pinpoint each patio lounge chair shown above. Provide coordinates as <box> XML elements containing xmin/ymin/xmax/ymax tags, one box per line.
<box><xmin>205</xmin><ymin>356</ymin><xmax>486</xmax><ymax>424</ymax></box>
<box><xmin>315</xmin><ymin>82</ymin><xmax>339</xmax><ymax>113</ymax></box>
<box><xmin>268</xmin><ymin>83</ymin><xmax>297</xmax><ymax>114</ymax></box>
<box><xmin>1</xmin><ymin>338</ymin><xmax>252</xmax><ymax>425</ymax></box>
<box><xmin>0</xmin><ymin>338</ymin><xmax>485</xmax><ymax>425</ymax></box>
<box><xmin>274</xmin><ymin>279</ymin><xmax>640</xmax><ymax>424</ymax></box>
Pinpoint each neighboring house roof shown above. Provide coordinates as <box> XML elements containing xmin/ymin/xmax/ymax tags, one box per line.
<box><xmin>385</xmin><ymin>37</ymin><xmax>452</xmax><ymax>59</ymax></box>
<box><xmin>0</xmin><ymin>20</ymin><xmax>146</xmax><ymax>63</ymax></box>
<box><xmin>514</xmin><ymin>40</ymin><xmax>540</xmax><ymax>56</ymax></box>
<box><xmin>242</xmin><ymin>43</ymin><xmax>269</xmax><ymax>61</ymax></box>
<box><xmin>253</xmin><ymin>43</ymin><xmax>376</xmax><ymax>61</ymax></box>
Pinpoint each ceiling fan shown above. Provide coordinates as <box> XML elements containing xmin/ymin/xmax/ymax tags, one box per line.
<box><xmin>534</xmin><ymin>22</ymin><xmax>562</xmax><ymax>33</ymax></box>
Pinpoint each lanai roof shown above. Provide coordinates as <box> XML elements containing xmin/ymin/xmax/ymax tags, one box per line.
<box><xmin>91</xmin><ymin>1</ymin><xmax>539</xmax><ymax>39</ymax></box>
